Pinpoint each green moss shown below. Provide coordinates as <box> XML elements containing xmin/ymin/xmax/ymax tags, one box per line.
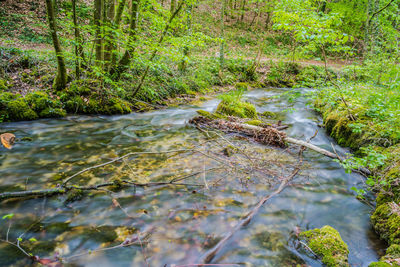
<box><xmin>235</xmin><ymin>82</ymin><xmax>249</xmax><ymax>91</ymax></box>
<box><xmin>6</xmin><ymin>98</ymin><xmax>38</xmax><ymax>121</ymax></box>
<box><xmin>24</xmin><ymin>91</ymin><xmax>67</xmax><ymax>118</ymax></box>
<box><xmin>222</xmin><ymin>145</ymin><xmax>239</xmax><ymax>157</ymax></box>
<box><xmin>216</xmin><ymin>99</ymin><xmax>258</xmax><ymax>119</ymax></box>
<box><xmin>39</xmin><ymin>107</ymin><xmax>66</xmax><ymax>118</ymax></box>
<box><xmin>0</xmin><ymin>79</ymin><xmax>9</xmax><ymax>91</ymax></box>
<box><xmin>64</xmin><ymin>95</ymin><xmax>85</xmax><ymax>113</ymax></box>
<box><xmin>245</xmin><ymin>119</ymin><xmax>263</xmax><ymax>126</ymax></box>
<box><xmin>196</xmin><ymin>110</ymin><xmax>225</xmax><ymax>119</ymax></box>
<box><xmin>369</xmin><ymin>262</ymin><xmax>392</xmax><ymax>267</ymax></box>
<box><xmin>300</xmin><ymin>225</ymin><xmax>349</xmax><ymax>267</ymax></box>
<box><xmin>133</xmin><ymin>101</ymin><xmax>154</xmax><ymax>112</ymax></box>
<box><xmin>386</xmin><ymin>244</ymin><xmax>400</xmax><ymax>258</ymax></box>
<box><xmin>371</xmin><ymin>202</ymin><xmax>400</xmax><ymax>245</ymax></box>
<box><xmin>25</xmin><ymin>91</ymin><xmax>52</xmax><ymax>111</ymax></box>
<box><xmin>84</xmin><ymin>95</ymin><xmax>132</xmax><ymax>115</ymax></box>
<box><xmin>368</xmin><ymin>244</ymin><xmax>400</xmax><ymax>266</ymax></box>
<box><xmin>106</xmin><ymin>97</ymin><xmax>132</xmax><ymax>115</ymax></box>
<box><xmin>65</xmin><ymin>189</ymin><xmax>84</xmax><ymax>203</ymax></box>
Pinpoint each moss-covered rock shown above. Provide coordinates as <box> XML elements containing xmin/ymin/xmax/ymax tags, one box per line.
<box><xmin>86</xmin><ymin>96</ymin><xmax>131</xmax><ymax>115</ymax></box>
<box><xmin>385</xmin><ymin>244</ymin><xmax>400</xmax><ymax>259</ymax></box>
<box><xmin>3</xmin><ymin>97</ymin><xmax>38</xmax><ymax>121</ymax></box>
<box><xmin>300</xmin><ymin>225</ymin><xmax>349</xmax><ymax>267</ymax></box>
<box><xmin>369</xmin><ymin>244</ymin><xmax>400</xmax><ymax>266</ymax></box>
<box><xmin>216</xmin><ymin>99</ymin><xmax>258</xmax><ymax>119</ymax></box>
<box><xmin>39</xmin><ymin>107</ymin><xmax>66</xmax><ymax>118</ymax></box>
<box><xmin>63</xmin><ymin>95</ymin><xmax>86</xmax><ymax>113</ymax></box>
<box><xmin>371</xmin><ymin>202</ymin><xmax>400</xmax><ymax>245</ymax></box>
<box><xmin>25</xmin><ymin>91</ymin><xmax>66</xmax><ymax>118</ymax></box>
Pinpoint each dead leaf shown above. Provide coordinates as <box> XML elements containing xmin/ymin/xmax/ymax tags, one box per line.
<box><xmin>112</xmin><ymin>198</ymin><xmax>120</xmax><ymax>208</ymax></box>
<box><xmin>1</xmin><ymin>133</ymin><xmax>16</xmax><ymax>149</ymax></box>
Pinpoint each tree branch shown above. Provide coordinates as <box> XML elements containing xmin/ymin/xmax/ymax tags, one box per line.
<box><xmin>368</xmin><ymin>0</ymin><xmax>395</xmax><ymax>24</ymax></box>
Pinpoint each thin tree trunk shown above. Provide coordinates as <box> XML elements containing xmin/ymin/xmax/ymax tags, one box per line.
<box><xmin>179</xmin><ymin>3</ymin><xmax>193</xmax><ymax>71</ymax></box>
<box><xmin>113</xmin><ymin>0</ymin><xmax>140</xmax><ymax>76</ymax></box>
<box><xmin>110</xmin><ymin>0</ymin><xmax>127</xmax><ymax>67</ymax></box>
<box><xmin>132</xmin><ymin>0</ymin><xmax>185</xmax><ymax>98</ymax></box>
<box><xmin>46</xmin><ymin>0</ymin><xmax>67</xmax><ymax>90</ymax></box>
<box><xmin>104</xmin><ymin>0</ymin><xmax>116</xmax><ymax>66</ymax></box>
<box><xmin>170</xmin><ymin>0</ymin><xmax>176</xmax><ymax>13</ymax></box>
<box><xmin>265</xmin><ymin>11</ymin><xmax>271</xmax><ymax>29</ymax></box>
<box><xmin>240</xmin><ymin>0</ymin><xmax>246</xmax><ymax>22</ymax></box>
<box><xmin>72</xmin><ymin>0</ymin><xmax>82</xmax><ymax>78</ymax></box>
<box><xmin>94</xmin><ymin>0</ymin><xmax>103</xmax><ymax>64</ymax></box>
<box><xmin>249</xmin><ymin>2</ymin><xmax>259</xmax><ymax>27</ymax></box>
<box><xmin>220</xmin><ymin>0</ymin><xmax>226</xmax><ymax>69</ymax></box>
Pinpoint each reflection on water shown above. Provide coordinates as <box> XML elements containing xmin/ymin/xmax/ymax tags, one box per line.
<box><xmin>0</xmin><ymin>88</ymin><xmax>384</xmax><ymax>266</ymax></box>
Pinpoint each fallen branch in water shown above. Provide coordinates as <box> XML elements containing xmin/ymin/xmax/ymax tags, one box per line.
<box><xmin>197</xmin><ymin>128</ymin><xmax>313</xmax><ymax>264</ymax></box>
<box><xmin>0</xmin><ymin>172</ymin><xmax>207</xmax><ymax>201</ymax></box>
<box><xmin>190</xmin><ymin>116</ymin><xmax>337</xmax><ymax>158</ymax></box>
<box><xmin>190</xmin><ymin>116</ymin><xmax>372</xmax><ymax>176</ymax></box>
<box><xmin>198</xmin><ymin>161</ymin><xmax>302</xmax><ymax>264</ymax></box>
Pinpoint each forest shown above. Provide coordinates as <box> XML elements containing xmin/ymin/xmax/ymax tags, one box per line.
<box><xmin>0</xmin><ymin>0</ymin><xmax>400</xmax><ymax>266</ymax></box>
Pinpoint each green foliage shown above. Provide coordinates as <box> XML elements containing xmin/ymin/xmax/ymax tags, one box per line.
<box><xmin>2</xmin><ymin>213</ymin><xmax>14</xmax><ymax>220</ymax></box>
<box><xmin>273</xmin><ymin>0</ymin><xmax>354</xmax><ymax>59</ymax></box>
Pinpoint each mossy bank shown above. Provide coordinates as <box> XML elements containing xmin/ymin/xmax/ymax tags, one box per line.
<box><xmin>313</xmin><ymin>81</ymin><xmax>400</xmax><ymax>266</ymax></box>
<box><xmin>1</xmin><ymin>45</ymin><xmax>326</xmax><ymax>123</ymax></box>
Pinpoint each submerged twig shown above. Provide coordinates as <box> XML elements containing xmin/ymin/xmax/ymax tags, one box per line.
<box><xmin>197</xmin><ymin>129</ymin><xmax>314</xmax><ymax>264</ymax></box>
<box><xmin>198</xmin><ymin>165</ymin><xmax>301</xmax><ymax>264</ymax></box>
<box><xmin>62</xmin><ymin>149</ymin><xmax>193</xmax><ymax>186</ymax></box>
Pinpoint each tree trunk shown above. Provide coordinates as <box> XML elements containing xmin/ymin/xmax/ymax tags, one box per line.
<box><xmin>249</xmin><ymin>2</ymin><xmax>259</xmax><ymax>27</ymax></box>
<box><xmin>220</xmin><ymin>0</ymin><xmax>226</xmax><ymax>69</ymax></box>
<box><xmin>170</xmin><ymin>0</ymin><xmax>176</xmax><ymax>13</ymax></box>
<box><xmin>179</xmin><ymin>3</ymin><xmax>193</xmax><ymax>71</ymax></box>
<box><xmin>132</xmin><ymin>0</ymin><xmax>185</xmax><ymax>98</ymax></box>
<box><xmin>94</xmin><ymin>0</ymin><xmax>103</xmax><ymax>64</ymax></box>
<box><xmin>72</xmin><ymin>0</ymin><xmax>84</xmax><ymax>78</ymax></box>
<box><xmin>113</xmin><ymin>0</ymin><xmax>140</xmax><ymax>75</ymax></box>
<box><xmin>110</xmin><ymin>0</ymin><xmax>127</xmax><ymax>67</ymax></box>
<box><xmin>240</xmin><ymin>0</ymin><xmax>246</xmax><ymax>22</ymax></box>
<box><xmin>104</xmin><ymin>0</ymin><xmax>116</xmax><ymax>66</ymax></box>
<box><xmin>45</xmin><ymin>0</ymin><xmax>67</xmax><ymax>90</ymax></box>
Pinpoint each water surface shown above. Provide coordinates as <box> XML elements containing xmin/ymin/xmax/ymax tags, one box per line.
<box><xmin>0</xmin><ymin>88</ymin><xmax>384</xmax><ymax>266</ymax></box>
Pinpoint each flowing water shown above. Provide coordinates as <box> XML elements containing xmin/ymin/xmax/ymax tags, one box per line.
<box><xmin>0</xmin><ymin>88</ymin><xmax>385</xmax><ymax>266</ymax></box>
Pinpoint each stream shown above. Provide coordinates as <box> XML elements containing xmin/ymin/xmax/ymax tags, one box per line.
<box><xmin>0</xmin><ymin>88</ymin><xmax>385</xmax><ymax>266</ymax></box>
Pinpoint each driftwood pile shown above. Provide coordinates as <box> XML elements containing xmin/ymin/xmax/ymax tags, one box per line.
<box><xmin>190</xmin><ymin>116</ymin><xmax>287</xmax><ymax>148</ymax></box>
<box><xmin>190</xmin><ymin>116</ymin><xmax>339</xmax><ymax>159</ymax></box>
